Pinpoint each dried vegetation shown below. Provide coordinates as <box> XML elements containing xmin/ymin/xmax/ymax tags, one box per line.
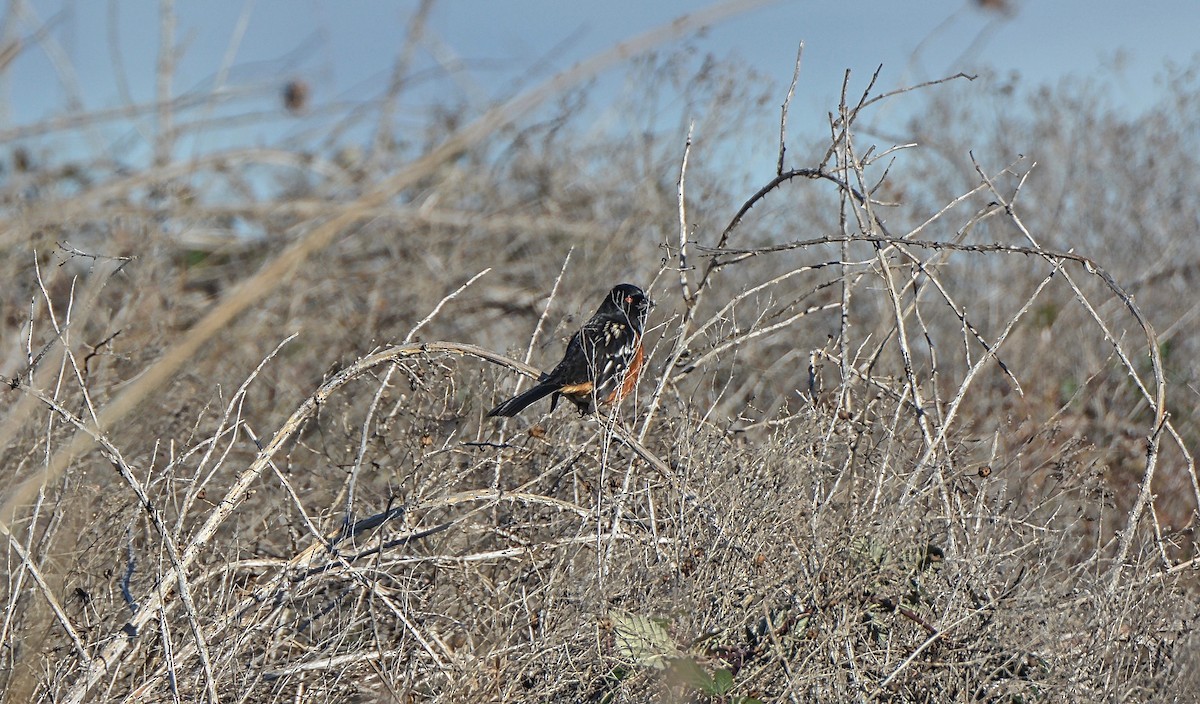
<box><xmin>1</xmin><ymin>5</ymin><xmax>1198</xmax><ymax>703</ymax></box>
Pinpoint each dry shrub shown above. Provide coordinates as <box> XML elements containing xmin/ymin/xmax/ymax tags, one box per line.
<box><xmin>1</xmin><ymin>9</ymin><xmax>1198</xmax><ymax>704</ymax></box>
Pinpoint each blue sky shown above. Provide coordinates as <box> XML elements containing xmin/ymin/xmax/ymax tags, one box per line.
<box><xmin>7</xmin><ymin>1</ymin><xmax>1199</xmax><ymax>165</ymax></box>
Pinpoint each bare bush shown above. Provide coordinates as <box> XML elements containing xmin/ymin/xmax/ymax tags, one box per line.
<box><xmin>0</xmin><ymin>6</ymin><xmax>1197</xmax><ymax>704</ymax></box>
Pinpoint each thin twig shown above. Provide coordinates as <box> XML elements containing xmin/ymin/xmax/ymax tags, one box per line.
<box><xmin>677</xmin><ymin>121</ymin><xmax>696</xmax><ymax>309</ymax></box>
<box><xmin>777</xmin><ymin>42</ymin><xmax>803</xmax><ymax>176</ymax></box>
<box><xmin>523</xmin><ymin>250</ymin><xmax>573</xmax><ymax>367</ymax></box>
<box><xmin>154</xmin><ymin>0</ymin><xmax>176</xmax><ymax>168</ymax></box>
<box><xmin>404</xmin><ymin>268</ymin><xmax>491</xmax><ymax>343</ymax></box>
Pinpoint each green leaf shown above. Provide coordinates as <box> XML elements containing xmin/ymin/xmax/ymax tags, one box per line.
<box><xmin>612</xmin><ymin>612</ymin><xmax>676</xmax><ymax>669</ymax></box>
<box><xmin>667</xmin><ymin>657</ymin><xmax>714</xmax><ymax>692</ymax></box>
<box><xmin>712</xmin><ymin>668</ymin><xmax>735</xmax><ymax>694</ymax></box>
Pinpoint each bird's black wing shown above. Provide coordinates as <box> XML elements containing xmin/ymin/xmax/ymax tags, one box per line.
<box><xmin>577</xmin><ymin>317</ymin><xmax>641</xmax><ymax>401</ymax></box>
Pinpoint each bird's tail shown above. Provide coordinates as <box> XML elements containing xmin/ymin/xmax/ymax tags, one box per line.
<box><xmin>486</xmin><ymin>382</ymin><xmax>558</xmax><ymax>417</ymax></box>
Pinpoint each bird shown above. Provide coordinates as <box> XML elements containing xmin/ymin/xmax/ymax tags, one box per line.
<box><xmin>487</xmin><ymin>283</ymin><xmax>652</xmax><ymax>417</ymax></box>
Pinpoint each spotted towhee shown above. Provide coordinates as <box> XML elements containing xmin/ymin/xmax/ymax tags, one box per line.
<box><xmin>487</xmin><ymin>283</ymin><xmax>652</xmax><ymax>417</ymax></box>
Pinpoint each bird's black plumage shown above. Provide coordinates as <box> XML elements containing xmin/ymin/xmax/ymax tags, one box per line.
<box><xmin>488</xmin><ymin>283</ymin><xmax>651</xmax><ymax>417</ymax></box>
